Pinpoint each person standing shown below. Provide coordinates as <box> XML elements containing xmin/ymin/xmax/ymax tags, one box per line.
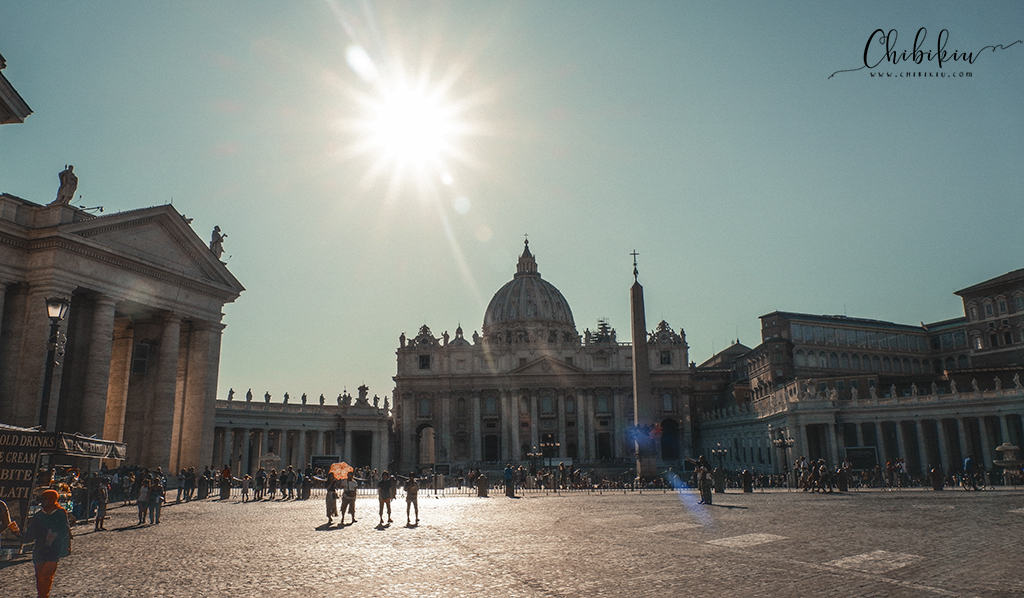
<box><xmin>340</xmin><ymin>474</ymin><xmax>358</xmax><ymax>525</ymax></box>
<box><xmin>148</xmin><ymin>478</ymin><xmax>165</xmax><ymax>524</ymax></box>
<box><xmin>136</xmin><ymin>480</ymin><xmax>151</xmax><ymax>525</ymax></box>
<box><xmin>404</xmin><ymin>472</ymin><xmax>420</xmax><ymax>526</ymax></box>
<box><xmin>94</xmin><ymin>481</ymin><xmax>109</xmax><ymax>531</ymax></box>
<box><xmin>503</xmin><ymin>464</ymin><xmax>515</xmax><ymax>498</ymax></box>
<box><xmin>26</xmin><ymin>489</ymin><xmax>71</xmax><ymax>598</ymax></box>
<box><xmin>323</xmin><ymin>473</ymin><xmax>339</xmax><ymax>526</ymax></box>
<box><xmin>377</xmin><ymin>471</ymin><xmax>395</xmax><ymax>526</ymax></box>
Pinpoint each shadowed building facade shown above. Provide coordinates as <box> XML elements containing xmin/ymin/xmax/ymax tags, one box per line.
<box><xmin>393</xmin><ymin>241</ymin><xmax>695</xmax><ymax>473</ymax></box>
<box><xmin>0</xmin><ymin>192</ymin><xmax>243</xmax><ymax>472</ymax></box>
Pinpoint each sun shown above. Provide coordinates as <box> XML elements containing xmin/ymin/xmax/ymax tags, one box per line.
<box><xmin>339</xmin><ymin>45</ymin><xmax>482</xmax><ymax>202</ymax></box>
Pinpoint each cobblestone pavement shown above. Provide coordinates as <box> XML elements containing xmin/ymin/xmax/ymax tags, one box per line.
<box><xmin>1</xmin><ymin>488</ymin><xmax>1022</xmax><ymax>597</ymax></box>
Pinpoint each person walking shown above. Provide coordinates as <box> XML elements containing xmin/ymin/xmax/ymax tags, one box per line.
<box><xmin>404</xmin><ymin>472</ymin><xmax>420</xmax><ymax>526</ymax></box>
<box><xmin>94</xmin><ymin>481</ymin><xmax>108</xmax><ymax>531</ymax></box>
<box><xmin>136</xmin><ymin>480</ymin><xmax>151</xmax><ymax>525</ymax></box>
<box><xmin>26</xmin><ymin>489</ymin><xmax>71</xmax><ymax>598</ymax></box>
<box><xmin>148</xmin><ymin>478</ymin><xmax>165</xmax><ymax>524</ymax></box>
<box><xmin>323</xmin><ymin>473</ymin><xmax>339</xmax><ymax>526</ymax></box>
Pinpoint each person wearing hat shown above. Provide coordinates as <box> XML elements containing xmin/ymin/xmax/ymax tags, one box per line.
<box><xmin>26</xmin><ymin>489</ymin><xmax>72</xmax><ymax>597</ymax></box>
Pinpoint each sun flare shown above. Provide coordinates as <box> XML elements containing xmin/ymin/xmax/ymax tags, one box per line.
<box><xmin>339</xmin><ymin>45</ymin><xmax>484</xmax><ymax>202</ymax></box>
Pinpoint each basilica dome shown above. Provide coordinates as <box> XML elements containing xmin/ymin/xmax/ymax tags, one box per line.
<box><xmin>483</xmin><ymin>241</ymin><xmax>576</xmax><ymax>334</ymax></box>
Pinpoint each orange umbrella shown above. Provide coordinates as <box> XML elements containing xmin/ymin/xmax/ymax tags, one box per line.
<box><xmin>329</xmin><ymin>462</ymin><xmax>354</xmax><ymax>480</ymax></box>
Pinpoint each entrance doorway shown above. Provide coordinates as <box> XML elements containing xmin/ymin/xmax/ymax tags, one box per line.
<box><xmin>351</xmin><ymin>431</ymin><xmax>373</xmax><ymax>468</ymax></box>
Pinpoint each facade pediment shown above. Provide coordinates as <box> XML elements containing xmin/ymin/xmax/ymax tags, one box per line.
<box><xmin>511</xmin><ymin>355</ymin><xmax>583</xmax><ymax>375</ymax></box>
<box><xmin>62</xmin><ymin>205</ymin><xmax>243</xmax><ymax>293</ymax></box>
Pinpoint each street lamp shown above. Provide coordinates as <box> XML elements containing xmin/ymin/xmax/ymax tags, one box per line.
<box><xmin>38</xmin><ymin>296</ymin><xmax>70</xmax><ymax>428</ymax></box>
<box><xmin>526</xmin><ymin>445</ymin><xmax>542</xmax><ymax>475</ymax></box>
<box><xmin>711</xmin><ymin>442</ymin><xmax>728</xmax><ymax>469</ymax></box>
<box><xmin>771</xmin><ymin>428</ymin><xmax>796</xmax><ymax>489</ymax></box>
<box><xmin>539</xmin><ymin>440</ymin><xmax>560</xmax><ymax>468</ymax></box>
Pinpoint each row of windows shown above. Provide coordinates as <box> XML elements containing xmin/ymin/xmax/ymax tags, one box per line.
<box><xmin>794</xmin><ymin>350</ymin><xmax>968</xmax><ymax>373</ymax></box>
<box><xmin>967</xmin><ymin>294</ymin><xmax>1024</xmax><ymax>321</ymax></box>
<box><xmin>415</xmin><ymin>393</ymin><xmax>679</xmax><ymax>418</ymax></box>
<box><xmin>790</xmin><ymin>323</ymin><xmax>927</xmax><ymax>352</ymax></box>
<box><xmin>973</xmin><ymin>329</ymin><xmax>1024</xmax><ymax>350</ymax></box>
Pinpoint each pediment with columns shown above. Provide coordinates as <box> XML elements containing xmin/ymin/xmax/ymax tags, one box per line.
<box><xmin>510</xmin><ymin>355</ymin><xmax>583</xmax><ymax>375</ymax></box>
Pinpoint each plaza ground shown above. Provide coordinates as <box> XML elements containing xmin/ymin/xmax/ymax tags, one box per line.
<box><xmin>1</xmin><ymin>487</ymin><xmax>1022</xmax><ymax>597</ymax></box>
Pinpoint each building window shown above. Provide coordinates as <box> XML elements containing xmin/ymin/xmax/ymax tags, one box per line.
<box><xmin>565</xmin><ymin>397</ymin><xmax>575</xmax><ymax>413</ymax></box>
<box><xmin>540</xmin><ymin>396</ymin><xmax>554</xmax><ymax>414</ymax></box>
<box><xmin>565</xmin><ymin>357</ymin><xmax>573</xmax><ymax>366</ymax></box>
<box><xmin>1015</xmin><ymin>296</ymin><xmax>1024</xmax><ymax>311</ymax></box>
<box><xmin>457</xmin><ymin>397</ymin><xmax>466</xmax><ymax>415</ymax></box>
<box><xmin>418</xmin><ymin>354</ymin><xmax>431</xmax><ymax>369</ymax></box>
<box><xmin>131</xmin><ymin>342</ymin><xmax>150</xmax><ymax>375</ymax></box>
<box><xmin>989</xmin><ymin>333</ymin><xmax>999</xmax><ymax>348</ymax></box>
<box><xmin>985</xmin><ymin>303</ymin><xmax>994</xmax><ymax>317</ymax></box>
<box><xmin>596</xmin><ymin>395</ymin><xmax>610</xmax><ymax>414</ymax></box>
<box><xmin>484</xmin><ymin>396</ymin><xmax>497</xmax><ymax>415</ymax></box>
<box><xmin>1004</xmin><ymin>332</ymin><xmax>1013</xmax><ymax>345</ymax></box>
<box><xmin>418</xmin><ymin>398</ymin><xmax>432</xmax><ymax>417</ymax></box>
<box><xmin>969</xmin><ymin>306</ymin><xmax>978</xmax><ymax>320</ymax></box>
<box><xmin>659</xmin><ymin>350</ymin><xmax>671</xmax><ymax>365</ymax></box>
<box><xmin>662</xmin><ymin>393</ymin><xmax>673</xmax><ymax>412</ymax></box>
<box><xmin>998</xmin><ymin>299</ymin><xmax>1007</xmax><ymax>314</ymax></box>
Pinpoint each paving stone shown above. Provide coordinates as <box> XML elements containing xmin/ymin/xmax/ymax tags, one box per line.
<box><xmin>0</xmin><ymin>488</ymin><xmax>1022</xmax><ymax>597</ymax></box>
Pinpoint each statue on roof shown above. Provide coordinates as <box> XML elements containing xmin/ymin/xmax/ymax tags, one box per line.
<box><xmin>319</xmin><ymin>393</ymin><xmax>325</xmax><ymax>406</ymax></box>
<box><xmin>301</xmin><ymin>393</ymin><xmax>307</xmax><ymax>405</ymax></box>
<box><xmin>210</xmin><ymin>226</ymin><xmax>227</xmax><ymax>259</ymax></box>
<box><xmin>264</xmin><ymin>391</ymin><xmax>271</xmax><ymax>403</ymax></box>
<box><xmin>52</xmin><ymin>164</ymin><xmax>78</xmax><ymax>206</ymax></box>
<box><xmin>227</xmin><ymin>388</ymin><xmax>234</xmax><ymax>401</ymax></box>
<box><xmin>399</xmin><ymin>332</ymin><xmax>406</xmax><ymax>348</ymax></box>
<box><xmin>246</xmin><ymin>388</ymin><xmax>253</xmax><ymax>402</ymax></box>
<box><xmin>283</xmin><ymin>392</ymin><xmax>289</xmax><ymax>404</ymax></box>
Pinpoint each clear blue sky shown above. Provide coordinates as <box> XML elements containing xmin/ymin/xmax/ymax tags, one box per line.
<box><xmin>2</xmin><ymin>1</ymin><xmax>1022</xmax><ymax>402</ymax></box>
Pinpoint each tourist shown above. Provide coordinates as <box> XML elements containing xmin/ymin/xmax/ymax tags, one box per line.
<box><xmin>404</xmin><ymin>472</ymin><xmax>420</xmax><ymax>526</ymax></box>
<box><xmin>340</xmin><ymin>473</ymin><xmax>358</xmax><ymax>525</ymax></box>
<box><xmin>378</xmin><ymin>471</ymin><xmax>395</xmax><ymax>526</ymax></box>
<box><xmin>254</xmin><ymin>467</ymin><xmax>266</xmax><ymax>500</ymax></box>
<box><xmin>149</xmin><ymin>477</ymin><xmax>165</xmax><ymax>524</ymax></box>
<box><xmin>26</xmin><ymin>489</ymin><xmax>71</xmax><ymax>598</ymax></box>
<box><xmin>322</xmin><ymin>473</ymin><xmax>339</xmax><ymax>525</ymax></box>
<box><xmin>219</xmin><ymin>465</ymin><xmax>232</xmax><ymax>500</ymax></box>
<box><xmin>94</xmin><ymin>480</ymin><xmax>108</xmax><ymax>531</ymax></box>
<box><xmin>503</xmin><ymin>464</ymin><xmax>515</xmax><ymax>497</ymax></box>
<box><xmin>137</xmin><ymin>480</ymin><xmax>151</xmax><ymax>525</ymax></box>
<box><xmin>268</xmin><ymin>469</ymin><xmax>279</xmax><ymax>500</ymax></box>
<box><xmin>184</xmin><ymin>467</ymin><xmax>196</xmax><ymax>501</ymax></box>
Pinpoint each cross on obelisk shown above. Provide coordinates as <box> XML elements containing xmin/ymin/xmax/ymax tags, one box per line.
<box><xmin>630</xmin><ymin>249</ymin><xmax>639</xmax><ymax>282</ymax></box>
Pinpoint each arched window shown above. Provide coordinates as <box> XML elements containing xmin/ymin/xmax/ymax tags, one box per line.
<box><xmin>840</xmin><ymin>353</ymin><xmax>850</xmax><ymax>369</ymax></box>
<box><xmin>829</xmin><ymin>353</ymin><xmax>839</xmax><ymax>368</ymax></box>
<box><xmin>944</xmin><ymin>357</ymin><xmax>955</xmax><ymax>370</ymax></box>
<box><xmin>852</xmin><ymin>354</ymin><xmax>861</xmax><ymax>370</ymax></box>
<box><xmin>872</xmin><ymin>355</ymin><xmax>881</xmax><ymax>371</ymax></box>
<box><xmin>882</xmin><ymin>357</ymin><xmax>891</xmax><ymax>372</ymax></box>
<box><xmin>819</xmin><ymin>352</ymin><xmax>828</xmax><ymax>368</ymax></box>
<box><xmin>957</xmin><ymin>354</ymin><xmax>968</xmax><ymax>369</ymax></box>
<box><xmin>795</xmin><ymin>350</ymin><xmax>806</xmax><ymax>367</ymax></box>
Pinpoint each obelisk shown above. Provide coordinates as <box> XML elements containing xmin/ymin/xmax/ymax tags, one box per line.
<box><xmin>630</xmin><ymin>251</ymin><xmax>657</xmax><ymax>481</ymax></box>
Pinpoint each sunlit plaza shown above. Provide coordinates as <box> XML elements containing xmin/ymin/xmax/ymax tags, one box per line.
<box><xmin>2</xmin><ymin>3</ymin><xmax>1024</xmax><ymax>598</ymax></box>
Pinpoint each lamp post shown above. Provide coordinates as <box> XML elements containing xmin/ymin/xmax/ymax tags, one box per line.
<box><xmin>710</xmin><ymin>442</ymin><xmax>728</xmax><ymax>493</ymax></box>
<box><xmin>526</xmin><ymin>445</ymin><xmax>542</xmax><ymax>475</ymax></box>
<box><xmin>540</xmin><ymin>439</ymin><xmax>560</xmax><ymax>468</ymax></box>
<box><xmin>711</xmin><ymin>442</ymin><xmax>728</xmax><ymax>469</ymax></box>
<box><xmin>38</xmin><ymin>296</ymin><xmax>70</xmax><ymax>429</ymax></box>
<box><xmin>771</xmin><ymin>429</ymin><xmax>796</xmax><ymax>489</ymax></box>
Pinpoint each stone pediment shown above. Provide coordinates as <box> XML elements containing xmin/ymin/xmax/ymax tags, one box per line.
<box><xmin>62</xmin><ymin>205</ymin><xmax>242</xmax><ymax>291</ymax></box>
<box><xmin>511</xmin><ymin>355</ymin><xmax>582</xmax><ymax>375</ymax></box>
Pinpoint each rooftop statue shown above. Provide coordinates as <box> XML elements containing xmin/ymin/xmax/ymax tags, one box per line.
<box><xmin>283</xmin><ymin>392</ymin><xmax>289</xmax><ymax>404</ymax></box>
<box><xmin>210</xmin><ymin>226</ymin><xmax>227</xmax><ymax>259</ymax></box>
<box><xmin>319</xmin><ymin>393</ymin><xmax>325</xmax><ymax>406</ymax></box>
<box><xmin>227</xmin><ymin>388</ymin><xmax>234</xmax><ymax>401</ymax></box>
<box><xmin>246</xmin><ymin>388</ymin><xmax>253</xmax><ymax>402</ymax></box>
<box><xmin>52</xmin><ymin>164</ymin><xmax>78</xmax><ymax>206</ymax></box>
<box><xmin>301</xmin><ymin>393</ymin><xmax>307</xmax><ymax>404</ymax></box>
<box><xmin>264</xmin><ymin>391</ymin><xmax>271</xmax><ymax>404</ymax></box>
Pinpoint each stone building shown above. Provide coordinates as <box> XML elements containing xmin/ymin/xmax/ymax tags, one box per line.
<box><xmin>392</xmin><ymin>241</ymin><xmax>695</xmax><ymax>473</ymax></box>
<box><xmin>212</xmin><ymin>385</ymin><xmax>391</xmax><ymax>474</ymax></box>
<box><xmin>695</xmin><ymin>268</ymin><xmax>1024</xmax><ymax>476</ymax></box>
<box><xmin>0</xmin><ymin>189</ymin><xmax>244</xmax><ymax>472</ymax></box>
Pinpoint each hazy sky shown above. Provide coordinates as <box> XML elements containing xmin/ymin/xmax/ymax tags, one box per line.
<box><xmin>2</xmin><ymin>1</ymin><xmax>1022</xmax><ymax>403</ymax></box>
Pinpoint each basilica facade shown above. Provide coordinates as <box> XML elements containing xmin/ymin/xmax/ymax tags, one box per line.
<box><xmin>392</xmin><ymin>241</ymin><xmax>695</xmax><ymax>473</ymax></box>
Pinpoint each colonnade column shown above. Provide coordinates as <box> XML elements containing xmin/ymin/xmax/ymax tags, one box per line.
<box><xmin>874</xmin><ymin>421</ymin><xmax>885</xmax><ymax>463</ymax></box>
<box><xmin>977</xmin><ymin>417</ymin><xmax>993</xmax><ymax>469</ymax></box>
<box><xmin>798</xmin><ymin>424</ymin><xmax>810</xmax><ymax>461</ymax></box>
<box><xmin>915</xmin><ymin>420</ymin><xmax>929</xmax><ymax>474</ymax></box>
<box><xmin>956</xmin><ymin>418</ymin><xmax>969</xmax><ymax>461</ymax></box>
<box><xmin>855</xmin><ymin>423</ymin><xmax>864</xmax><ymax>447</ymax></box>
<box><xmin>260</xmin><ymin>429</ymin><xmax>269</xmax><ymax>469</ymax></box>
<box><xmin>102</xmin><ymin>317</ymin><xmax>134</xmax><ymax>444</ymax></box>
<box><xmin>145</xmin><ymin>313</ymin><xmax>181</xmax><ymax>469</ymax></box>
<box><xmin>1000</xmin><ymin>416</ymin><xmax>1011</xmax><ymax>445</ymax></box>
<box><xmin>894</xmin><ymin>420</ymin><xmax>907</xmax><ymax>460</ymax></box>
<box><xmin>241</xmin><ymin>429</ymin><xmax>252</xmax><ymax>475</ymax></box>
<box><xmin>78</xmin><ymin>295</ymin><xmax>117</xmax><ymax>437</ymax></box>
<box><xmin>936</xmin><ymin>420</ymin><xmax>950</xmax><ymax>473</ymax></box>
<box><xmin>471</xmin><ymin>395</ymin><xmax>482</xmax><ymax>463</ymax></box>
<box><xmin>827</xmin><ymin>424</ymin><xmax>839</xmax><ymax>464</ymax></box>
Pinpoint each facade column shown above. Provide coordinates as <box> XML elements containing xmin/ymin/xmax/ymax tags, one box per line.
<box><xmin>297</xmin><ymin>429</ymin><xmax>307</xmax><ymax>469</ymax></box>
<box><xmin>343</xmin><ymin>428</ymin><xmax>352</xmax><ymax>462</ymax></box>
<box><xmin>195</xmin><ymin>322</ymin><xmax>225</xmax><ymax>471</ymax></box>
<box><xmin>977</xmin><ymin>417</ymin><xmax>993</xmax><ymax>469</ymax></box>
<box><xmin>440</xmin><ymin>394</ymin><xmax>452</xmax><ymax>463</ymax></box>
<box><xmin>511</xmin><ymin>391</ymin><xmax>522</xmax><ymax>462</ymax></box>
<box><xmin>211</xmin><ymin>428</ymin><xmax>222</xmax><ymax>470</ymax></box>
<box><xmin>241</xmin><ymin>428</ymin><xmax>251</xmax><ymax>475</ymax></box>
<box><xmin>612</xmin><ymin>390</ymin><xmax>624</xmax><ymax>459</ymax></box>
<box><xmin>145</xmin><ymin>313</ymin><xmax>181</xmax><ymax>469</ymax></box>
<box><xmin>260</xmin><ymin>429</ymin><xmax>269</xmax><ymax>468</ymax></box>
<box><xmin>557</xmin><ymin>392</ymin><xmax>568</xmax><ymax>458</ymax></box>
<box><xmin>915</xmin><ymin>420</ymin><xmax>929</xmax><ymax>474</ymax></box>
<box><xmin>956</xmin><ymin>418</ymin><xmax>969</xmax><ymax>462</ymax></box>
<box><xmin>855</xmin><ymin>422</ymin><xmax>864</xmax><ymax>447</ymax></box>
<box><xmin>874</xmin><ymin>421</ymin><xmax>885</xmax><ymax>463</ymax></box>
<box><xmin>102</xmin><ymin>317</ymin><xmax>134</xmax><ymax>444</ymax></box>
<box><xmin>798</xmin><ymin>424</ymin><xmax>810</xmax><ymax>462</ymax></box>
<box><xmin>500</xmin><ymin>391</ymin><xmax>509</xmax><ymax>461</ymax></box>
<box><xmin>471</xmin><ymin>395</ymin><xmax>482</xmax><ymax>463</ymax></box>
<box><xmin>529</xmin><ymin>393</ymin><xmax>539</xmax><ymax>449</ymax></box>
<box><xmin>576</xmin><ymin>393</ymin><xmax>587</xmax><ymax>462</ymax></box>
<box><xmin>894</xmin><ymin>419</ymin><xmax>907</xmax><ymax>460</ymax></box>
<box><xmin>1000</xmin><ymin>415</ymin><xmax>1011</xmax><ymax>444</ymax></box>
<box><xmin>586</xmin><ymin>391</ymin><xmax>596</xmax><ymax>460</ymax></box>
<box><xmin>936</xmin><ymin>420</ymin><xmax>950</xmax><ymax>473</ymax></box>
<box><xmin>827</xmin><ymin>423</ymin><xmax>839</xmax><ymax>464</ymax></box>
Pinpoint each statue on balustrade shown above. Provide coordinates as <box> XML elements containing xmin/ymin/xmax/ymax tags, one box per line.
<box><xmin>301</xmin><ymin>393</ymin><xmax>308</xmax><ymax>404</ymax></box>
<box><xmin>971</xmin><ymin>378</ymin><xmax>980</xmax><ymax>392</ymax></box>
<box><xmin>264</xmin><ymin>391</ymin><xmax>271</xmax><ymax>403</ymax></box>
<box><xmin>246</xmin><ymin>388</ymin><xmax>253</xmax><ymax>402</ymax></box>
<box><xmin>910</xmin><ymin>383</ymin><xmax>918</xmax><ymax>397</ymax></box>
<box><xmin>227</xmin><ymin>388</ymin><xmax>234</xmax><ymax>401</ymax></box>
<box><xmin>283</xmin><ymin>392</ymin><xmax>289</xmax><ymax>404</ymax></box>
<box><xmin>950</xmin><ymin>379</ymin><xmax>958</xmax><ymax>394</ymax></box>
<box><xmin>319</xmin><ymin>393</ymin><xmax>325</xmax><ymax>405</ymax></box>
